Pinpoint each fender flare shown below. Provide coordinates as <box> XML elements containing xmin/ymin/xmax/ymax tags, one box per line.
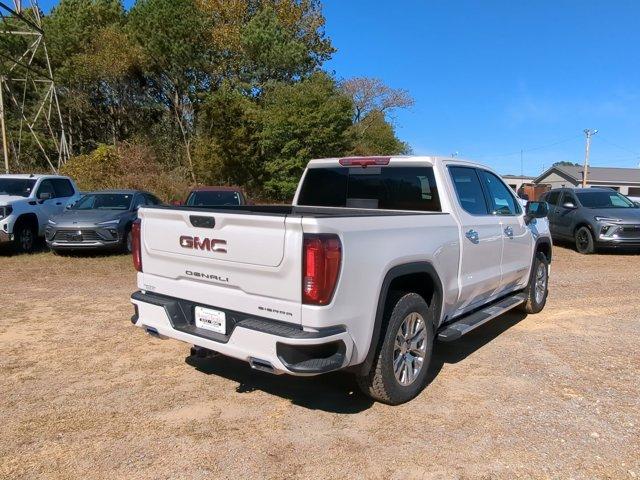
<box><xmin>14</xmin><ymin>212</ymin><xmax>39</xmax><ymax>233</ymax></box>
<box><xmin>357</xmin><ymin>261</ymin><xmax>444</xmax><ymax>376</ymax></box>
<box><xmin>534</xmin><ymin>236</ymin><xmax>552</xmax><ymax>262</ymax></box>
<box><xmin>525</xmin><ymin>237</ymin><xmax>552</xmax><ymax>291</ymax></box>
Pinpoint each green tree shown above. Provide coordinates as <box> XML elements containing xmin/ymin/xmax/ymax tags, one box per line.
<box><xmin>127</xmin><ymin>0</ymin><xmax>213</xmax><ymax>181</ymax></box>
<box><xmin>258</xmin><ymin>72</ymin><xmax>352</xmax><ymax>199</ymax></box>
<box><xmin>348</xmin><ymin>110</ymin><xmax>410</xmax><ymax>156</ymax></box>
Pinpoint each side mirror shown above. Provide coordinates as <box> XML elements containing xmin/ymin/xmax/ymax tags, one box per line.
<box><xmin>38</xmin><ymin>192</ymin><xmax>52</xmax><ymax>202</ymax></box>
<box><xmin>562</xmin><ymin>201</ymin><xmax>577</xmax><ymax>209</ymax></box>
<box><xmin>525</xmin><ymin>201</ymin><xmax>548</xmax><ymax>223</ymax></box>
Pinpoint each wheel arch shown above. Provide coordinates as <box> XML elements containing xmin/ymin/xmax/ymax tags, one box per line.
<box><xmin>535</xmin><ymin>236</ymin><xmax>552</xmax><ymax>263</ymax></box>
<box><xmin>356</xmin><ymin>261</ymin><xmax>444</xmax><ymax>376</ymax></box>
<box><xmin>14</xmin><ymin>212</ymin><xmax>39</xmax><ymax>232</ymax></box>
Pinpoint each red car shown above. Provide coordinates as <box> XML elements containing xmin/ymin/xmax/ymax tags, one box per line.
<box><xmin>179</xmin><ymin>187</ymin><xmax>248</xmax><ymax>207</ymax></box>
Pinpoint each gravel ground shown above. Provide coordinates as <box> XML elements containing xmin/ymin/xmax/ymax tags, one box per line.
<box><xmin>1</xmin><ymin>246</ymin><xmax>639</xmax><ymax>479</ymax></box>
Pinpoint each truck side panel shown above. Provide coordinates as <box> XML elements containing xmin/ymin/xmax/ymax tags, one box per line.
<box><xmin>299</xmin><ymin>213</ymin><xmax>460</xmax><ymax>365</ymax></box>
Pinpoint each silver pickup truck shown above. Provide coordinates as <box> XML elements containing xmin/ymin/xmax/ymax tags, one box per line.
<box><xmin>130</xmin><ymin>156</ymin><xmax>552</xmax><ymax>404</ymax></box>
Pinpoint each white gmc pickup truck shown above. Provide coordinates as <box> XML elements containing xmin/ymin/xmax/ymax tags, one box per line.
<box><xmin>131</xmin><ymin>156</ymin><xmax>552</xmax><ymax>404</ymax></box>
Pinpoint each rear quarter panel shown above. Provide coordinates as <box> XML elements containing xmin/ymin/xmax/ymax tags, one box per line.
<box><xmin>300</xmin><ymin>213</ymin><xmax>460</xmax><ymax>365</ymax></box>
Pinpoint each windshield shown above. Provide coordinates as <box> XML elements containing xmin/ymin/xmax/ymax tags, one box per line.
<box><xmin>72</xmin><ymin>193</ymin><xmax>132</xmax><ymax>211</ymax></box>
<box><xmin>187</xmin><ymin>191</ymin><xmax>241</xmax><ymax>206</ymax></box>
<box><xmin>576</xmin><ymin>191</ymin><xmax>636</xmax><ymax>209</ymax></box>
<box><xmin>0</xmin><ymin>178</ymin><xmax>36</xmax><ymax>197</ymax></box>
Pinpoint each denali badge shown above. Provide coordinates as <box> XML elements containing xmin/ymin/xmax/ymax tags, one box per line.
<box><xmin>185</xmin><ymin>270</ymin><xmax>229</xmax><ymax>283</ymax></box>
<box><xmin>179</xmin><ymin>235</ymin><xmax>227</xmax><ymax>253</ymax></box>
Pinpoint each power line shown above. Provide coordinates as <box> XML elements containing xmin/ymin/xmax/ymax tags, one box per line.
<box><xmin>474</xmin><ymin>134</ymin><xmax>582</xmax><ymax>159</ymax></box>
<box><xmin>596</xmin><ymin>136</ymin><xmax>640</xmax><ymax>156</ymax></box>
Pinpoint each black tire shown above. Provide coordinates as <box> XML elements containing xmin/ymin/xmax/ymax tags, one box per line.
<box><xmin>13</xmin><ymin>222</ymin><xmax>36</xmax><ymax>254</ymax></box>
<box><xmin>575</xmin><ymin>226</ymin><xmax>595</xmax><ymax>254</ymax></box>
<box><xmin>519</xmin><ymin>252</ymin><xmax>549</xmax><ymax>314</ymax></box>
<box><xmin>121</xmin><ymin>228</ymin><xmax>132</xmax><ymax>254</ymax></box>
<box><xmin>357</xmin><ymin>292</ymin><xmax>434</xmax><ymax>405</ymax></box>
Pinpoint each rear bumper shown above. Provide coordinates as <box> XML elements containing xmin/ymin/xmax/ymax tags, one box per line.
<box><xmin>130</xmin><ymin>290</ymin><xmax>353</xmax><ymax>376</ymax></box>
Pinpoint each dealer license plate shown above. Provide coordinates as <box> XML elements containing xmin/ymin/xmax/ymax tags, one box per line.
<box><xmin>194</xmin><ymin>306</ymin><xmax>226</xmax><ymax>334</ymax></box>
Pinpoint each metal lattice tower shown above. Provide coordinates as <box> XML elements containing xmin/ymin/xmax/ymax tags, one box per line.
<box><xmin>0</xmin><ymin>0</ymin><xmax>70</xmax><ymax>174</ymax></box>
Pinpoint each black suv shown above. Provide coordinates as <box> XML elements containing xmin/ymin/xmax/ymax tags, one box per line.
<box><xmin>541</xmin><ymin>187</ymin><xmax>640</xmax><ymax>253</ymax></box>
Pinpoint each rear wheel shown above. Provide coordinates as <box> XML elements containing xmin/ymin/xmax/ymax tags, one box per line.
<box><xmin>357</xmin><ymin>293</ymin><xmax>434</xmax><ymax>405</ymax></box>
<box><xmin>575</xmin><ymin>226</ymin><xmax>595</xmax><ymax>254</ymax></box>
<box><xmin>13</xmin><ymin>222</ymin><xmax>36</xmax><ymax>253</ymax></box>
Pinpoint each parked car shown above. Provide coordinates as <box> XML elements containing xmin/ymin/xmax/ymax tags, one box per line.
<box><xmin>540</xmin><ymin>187</ymin><xmax>640</xmax><ymax>254</ymax></box>
<box><xmin>130</xmin><ymin>156</ymin><xmax>551</xmax><ymax>405</ymax></box>
<box><xmin>627</xmin><ymin>195</ymin><xmax>640</xmax><ymax>207</ymax></box>
<box><xmin>45</xmin><ymin>190</ymin><xmax>161</xmax><ymax>253</ymax></box>
<box><xmin>181</xmin><ymin>186</ymin><xmax>248</xmax><ymax>207</ymax></box>
<box><xmin>0</xmin><ymin>174</ymin><xmax>81</xmax><ymax>253</ymax></box>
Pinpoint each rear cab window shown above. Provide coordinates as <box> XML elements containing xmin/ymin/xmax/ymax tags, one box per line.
<box><xmin>297</xmin><ymin>166</ymin><xmax>441</xmax><ymax>212</ymax></box>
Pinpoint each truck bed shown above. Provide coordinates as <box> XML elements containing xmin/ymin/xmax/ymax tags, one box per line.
<box><xmin>146</xmin><ymin>204</ymin><xmax>443</xmax><ymax>218</ymax></box>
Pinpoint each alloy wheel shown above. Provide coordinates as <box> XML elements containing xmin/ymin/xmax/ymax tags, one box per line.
<box><xmin>393</xmin><ymin>312</ymin><xmax>427</xmax><ymax>386</ymax></box>
<box><xmin>534</xmin><ymin>262</ymin><xmax>547</xmax><ymax>304</ymax></box>
<box><xmin>20</xmin><ymin>228</ymin><xmax>33</xmax><ymax>252</ymax></box>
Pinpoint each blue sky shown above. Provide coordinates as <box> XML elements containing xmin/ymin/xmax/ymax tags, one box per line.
<box><xmin>37</xmin><ymin>0</ymin><xmax>640</xmax><ymax>176</ymax></box>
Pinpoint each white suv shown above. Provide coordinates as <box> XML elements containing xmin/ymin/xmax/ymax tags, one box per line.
<box><xmin>0</xmin><ymin>174</ymin><xmax>80</xmax><ymax>253</ymax></box>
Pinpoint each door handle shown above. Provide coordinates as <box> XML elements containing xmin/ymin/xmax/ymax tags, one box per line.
<box><xmin>56</xmin><ymin>202</ymin><xmax>62</xmax><ymax>206</ymax></box>
<box><xmin>465</xmin><ymin>229</ymin><xmax>479</xmax><ymax>244</ymax></box>
<box><xmin>504</xmin><ymin>226</ymin><xmax>514</xmax><ymax>237</ymax></box>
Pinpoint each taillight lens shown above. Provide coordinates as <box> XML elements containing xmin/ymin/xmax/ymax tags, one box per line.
<box><xmin>302</xmin><ymin>234</ymin><xmax>341</xmax><ymax>305</ymax></box>
<box><xmin>132</xmin><ymin>219</ymin><xmax>142</xmax><ymax>272</ymax></box>
<box><xmin>338</xmin><ymin>156</ymin><xmax>390</xmax><ymax>167</ymax></box>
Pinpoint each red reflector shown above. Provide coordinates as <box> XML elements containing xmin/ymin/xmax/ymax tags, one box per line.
<box><xmin>338</xmin><ymin>156</ymin><xmax>390</xmax><ymax>167</ymax></box>
<box><xmin>302</xmin><ymin>234</ymin><xmax>342</xmax><ymax>305</ymax></box>
<box><xmin>132</xmin><ymin>219</ymin><xmax>142</xmax><ymax>272</ymax></box>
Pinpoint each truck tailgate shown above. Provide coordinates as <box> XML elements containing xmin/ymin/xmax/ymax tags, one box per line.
<box><xmin>137</xmin><ymin>207</ymin><xmax>303</xmax><ymax>323</ymax></box>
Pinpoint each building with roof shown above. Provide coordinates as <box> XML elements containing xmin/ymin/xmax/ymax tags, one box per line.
<box><xmin>502</xmin><ymin>174</ymin><xmax>536</xmax><ymax>192</ymax></box>
<box><xmin>534</xmin><ymin>165</ymin><xmax>640</xmax><ymax>196</ymax></box>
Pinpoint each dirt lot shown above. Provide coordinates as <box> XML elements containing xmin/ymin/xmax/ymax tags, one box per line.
<box><xmin>1</xmin><ymin>246</ymin><xmax>639</xmax><ymax>480</ymax></box>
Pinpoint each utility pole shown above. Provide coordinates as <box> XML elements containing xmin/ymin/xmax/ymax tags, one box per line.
<box><xmin>582</xmin><ymin>129</ymin><xmax>598</xmax><ymax>188</ymax></box>
<box><xmin>0</xmin><ymin>76</ymin><xmax>9</xmax><ymax>174</ymax></box>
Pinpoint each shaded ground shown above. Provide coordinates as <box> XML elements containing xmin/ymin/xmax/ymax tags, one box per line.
<box><xmin>1</xmin><ymin>247</ymin><xmax>638</xmax><ymax>479</ymax></box>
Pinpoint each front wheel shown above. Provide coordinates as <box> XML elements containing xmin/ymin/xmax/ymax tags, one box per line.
<box><xmin>357</xmin><ymin>292</ymin><xmax>434</xmax><ymax>405</ymax></box>
<box><xmin>575</xmin><ymin>226</ymin><xmax>595</xmax><ymax>254</ymax></box>
<box><xmin>121</xmin><ymin>228</ymin><xmax>132</xmax><ymax>254</ymax></box>
<box><xmin>519</xmin><ymin>252</ymin><xmax>549</xmax><ymax>314</ymax></box>
<box><xmin>13</xmin><ymin>223</ymin><xmax>36</xmax><ymax>253</ymax></box>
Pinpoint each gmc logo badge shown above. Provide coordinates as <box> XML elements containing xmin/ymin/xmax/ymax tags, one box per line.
<box><xmin>179</xmin><ymin>236</ymin><xmax>227</xmax><ymax>253</ymax></box>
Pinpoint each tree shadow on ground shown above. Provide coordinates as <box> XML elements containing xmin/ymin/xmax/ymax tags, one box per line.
<box><xmin>185</xmin><ymin>310</ymin><xmax>528</xmax><ymax>414</ymax></box>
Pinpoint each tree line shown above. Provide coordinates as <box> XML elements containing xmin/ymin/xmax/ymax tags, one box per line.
<box><xmin>1</xmin><ymin>0</ymin><xmax>413</xmax><ymax>200</ymax></box>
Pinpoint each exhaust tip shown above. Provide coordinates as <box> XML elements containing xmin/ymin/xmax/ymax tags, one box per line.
<box><xmin>249</xmin><ymin>357</ymin><xmax>275</xmax><ymax>374</ymax></box>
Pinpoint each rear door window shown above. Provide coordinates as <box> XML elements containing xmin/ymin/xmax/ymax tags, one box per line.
<box><xmin>297</xmin><ymin>167</ymin><xmax>441</xmax><ymax>212</ymax></box>
<box><xmin>448</xmin><ymin>166</ymin><xmax>489</xmax><ymax>215</ymax></box>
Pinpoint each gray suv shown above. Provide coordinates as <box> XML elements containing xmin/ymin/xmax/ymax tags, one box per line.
<box><xmin>45</xmin><ymin>190</ymin><xmax>161</xmax><ymax>253</ymax></box>
<box><xmin>541</xmin><ymin>187</ymin><xmax>640</xmax><ymax>253</ymax></box>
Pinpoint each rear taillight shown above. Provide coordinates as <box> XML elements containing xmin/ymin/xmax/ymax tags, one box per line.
<box><xmin>302</xmin><ymin>234</ymin><xmax>341</xmax><ymax>305</ymax></box>
<box><xmin>132</xmin><ymin>219</ymin><xmax>142</xmax><ymax>272</ymax></box>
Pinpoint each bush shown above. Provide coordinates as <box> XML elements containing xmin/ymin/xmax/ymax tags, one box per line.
<box><xmin>60</xmin><ymin>143</ymin><xmax>192</xmax><ymax>202</ymax></box>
